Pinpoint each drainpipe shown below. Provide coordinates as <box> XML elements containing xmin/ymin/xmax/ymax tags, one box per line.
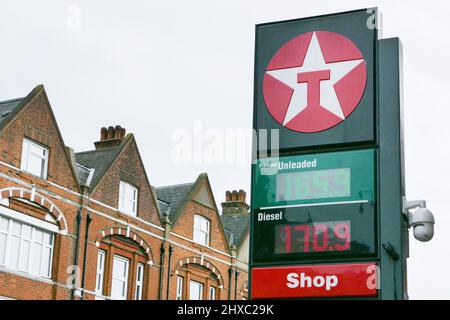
<box><xmin>158</xmin><ymin>207</ymin><xmax>171</xmax><ymax>300</ymax></box>
<box><xmin>80</xmin><ymin>213</ymin><xmax>92</xmax><ymax>300</ymax></box>
<box><xmin>234</xmin><ymin>270</ymin><xmax>239</xmax><ymax>300</ymax></box>
<box><xmin>70</xmin><ymin>209</ymin><xmax>82</xmax><ymax>300</ymax></box>
<box><xmin>228</xmin><ymin>267</ymin><xmax>233</xmax><ymax>300</ymax></box>
<box><xmin>77</xmin><ymin>170</ymin><xmax>93</xmax><ymax>300</ymax></box>
<box><xmin>228</xmin><ymin>244</ymin><xmax>237</xmax><ymax>301</ymax></box>
<box><xmin>158</xmin><ymin>243</ymin><xmax>166</xmax><ymax>300</ymax></box>
<box><xmin>166</xmin><ymin>245</ymin><xmax>173</xmax><ymax>300</ymax></box>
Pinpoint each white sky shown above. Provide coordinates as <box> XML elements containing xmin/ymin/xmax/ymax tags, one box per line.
<box><xmin>1</xmin><ymin>0</ymin><xmax>449</xmax><ymax>299</ymax></box>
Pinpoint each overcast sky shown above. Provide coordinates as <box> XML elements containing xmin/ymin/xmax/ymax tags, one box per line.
<box><xmin>1</xmin><ymin>0</ymin><xmax>449</xmax><ymax>299</ymax></box>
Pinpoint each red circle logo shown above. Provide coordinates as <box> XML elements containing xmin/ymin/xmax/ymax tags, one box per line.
<box><xmin>263</xmin><ymin>31</ymin><xmax>367</xmax><ymax>133</ymax></box>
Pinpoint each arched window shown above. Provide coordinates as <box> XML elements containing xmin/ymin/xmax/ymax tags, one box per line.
<box><xmin>173</xmin><ymin>257</ymin><xmax>223</xmax><ymax>300</ymax></box>
<box><xmin>0</xmin><ymin>205</ymin><xmax>57</xmax><ymax>279</ymax></box>
<box><xmin>95</xmin><ymin>235</ymin><xmax>148</xmax><ymax>300</ymax></box>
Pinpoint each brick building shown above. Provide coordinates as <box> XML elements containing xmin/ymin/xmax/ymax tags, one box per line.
<box><xmin>220</xmin><ymin>190</ymin><xmax>250</xmax><ymax>299</ymax></box>
<box><xmin>156</xmin><ymin>179</ymin><xmax>249</xmax><ymax>300</ymax></box>
<box><xmin>0</xmin><ymin>85</ymin><xmax>249</xmax><ymax>300</ymax></box>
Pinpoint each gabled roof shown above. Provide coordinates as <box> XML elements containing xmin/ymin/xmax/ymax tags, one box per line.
<box><xmin>74</xmin><ymin>134</ymin><xmax>163</xmax><ymax>226</ymax></box>
<box><xmin>155</xmin><ymin>182</ymin><xmax>194</xmax><ymax>222</ymax></box>
<box><xmin>75</xmin><ymin>144</ymin><xmax>124</xmax><ymax>189</ymax></box>
<box><xmin>0</xmin><ymin>85</ymin><xmax>42</xmax><ymax>132</ymax></box>
<box><xmin>155</xmin><ymin>173</ymin><xmax>233</xmax><ymax>254</ymax></box>
<box><xmin>156</xmin><ymin>173</ymin><xmax>220</xmax><ymax>226</ymax></box>
<box><xmin>0</xmin><ymin>98</ymin><xmax>23</xmax><ymax>126</ymax></box>
<box><xmin>221</xmin><ymin>214</ymin><xmax>249</xmax><ymax>248</ymax></box>
<box><xmin>0</xmin><ymin>85</ymin><xmax>81</xmax><ymax>193</ymax></box>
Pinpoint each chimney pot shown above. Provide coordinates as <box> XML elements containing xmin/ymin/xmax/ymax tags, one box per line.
<box><xmin>114</xmin><ymin>125</ymin><xmax>122</xmax><ymax>139</ymax></box>
<box><xmin>221</xmin><ymin>188</ymin><xmax>249</xmax><ymax>216</ymax></box>
<box><xmin>100</xmin><ymin>127</ymin><xmax>108</xmax><ymax>140</ymax></box>
<box><xmin>107</xmin><ymin>126</ymin><xmax>114</xmax><ymax>139</ymax></box>
<box><xmin>95</xmin><ymin>125</ymin><xmax>127</xmax><ymax>149</ymax></box>
<box><xmin>114</xmin><ymin>125</ymin><xmax>120</xmax><ymax>137</ymax></box>
<box><xmin>238</xmin><ymin>190</ymin><xmax>246</xmax><ymax>202</ymax></box>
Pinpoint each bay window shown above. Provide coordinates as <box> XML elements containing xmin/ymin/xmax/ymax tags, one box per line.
<box><xmin>98</xmin><ymin>235</ymin><xmax>148</xmax><ymax>300</ymax></box>
<box><xmin>0</xmin><ymin>214</ymin><xmax>54</xmax><ymax>278</ymax></box>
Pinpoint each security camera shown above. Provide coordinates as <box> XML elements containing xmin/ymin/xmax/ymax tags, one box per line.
<box><xmin>403</xmin><ymin>199</ymin><xmax>435</xmax><ymax>242</ymax></box>
<box><xmin>408</xmin><ymin>207</ymin><xmax>435</xmax><ymax>242</ymax></box>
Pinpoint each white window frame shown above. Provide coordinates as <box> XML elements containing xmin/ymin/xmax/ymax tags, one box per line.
<box><xmin>193</xmin><ymin>215</ymin><xmax>210</xmax><ymax>246</ymax></box>
<box><xmin>111</xmin><ymin>255</ymin><xmax>129</xmax><ymax>300</ymax></box>
<box><xmin>209</xmin><ymin>286</ymin><xmax>216</xmax><ymax>300</ymax></box>
<box><xmin>118</xmin><ymin>181</ymin><xmax>138</xmax><ymax>216</ymax></box>
<box><xmin>95</xmin><ymin>250</ymin><xmax>105</xmax><ymax>294</ymax></box>
<box><xmin>189</xmin><ymin>280</ymin><xmax>204</xmax><ymax>300</ymax></box>
<box><xmin>176</xmin><ymin>276</ymin><xmax>184</xmax><ymax>300</ymax></box>
<box><xmin>0</xmin><ymin>214</ymin><xmax>54</xmax><ymax>279</ymax></box>
<box><xmin>0</xmin><ymin>206</ymin><xmax>59</xmax><ymax>234</ymax></box>
<box><xmin>135</xmin><ymin>263</ymin><xmax>144</xmax><ymax>300</ymax></box>
<box><xmin>20</xmin><ymin>138</ymin><xmax>49</xmax><ymax>179</ymax></box>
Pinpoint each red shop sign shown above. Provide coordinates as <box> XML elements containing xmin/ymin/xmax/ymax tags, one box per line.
<box><xmin>251</xmin><ymin>262</ymin><xmax>378</xmax><ymax>299</ymax></box>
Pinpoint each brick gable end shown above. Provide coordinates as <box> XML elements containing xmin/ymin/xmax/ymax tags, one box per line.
<box><xmin>172</xmin><ymin>180</ymin><xmax>230</xmax><ymax>254</ymax></box>
<box><xmin>0</xmin><ymin>88</ymin><xmax>79</xmax><ymax>192</ymax></box>
<box><xmin>91</xmin><ymin>139</ymin><xmax>161</xmax><ymax>226</ymax></box>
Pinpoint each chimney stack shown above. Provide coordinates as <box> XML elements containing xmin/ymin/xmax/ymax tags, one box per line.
<box><xmin>221</xmin><ymin>189</ymin><xmax>249</xmax><ymax>216</ymax></box>
<box><xmin>94</xmin><ymin>125</ymin><xmax>126</xmax><ymax>149</ymax></box>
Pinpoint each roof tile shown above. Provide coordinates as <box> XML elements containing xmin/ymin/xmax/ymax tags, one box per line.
<box><xmin>155</xmin><ymin>183</ymin><xmax>194</xmax><ymax>222</ymax></box>
<box><xmin>75</xmin><ymin>146</ymin><xmax>121</xmax><ymax>189</ymax></box>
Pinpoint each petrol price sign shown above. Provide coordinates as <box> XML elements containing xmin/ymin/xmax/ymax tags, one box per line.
<box><xmin>252</xmin><ymin>202</ymin><xmax>376</xmax><ymax>262</ymax></box>
<box><xmin>251</xmin><ymin>149</ymin><xmax>376</xmax><ymax>263</ymax></box>
<box><xmin>253</xmin><ymin>149</ymin><xmax>375</xmax><ymax>209</ymax></box>
<box><xmin>251</xmin><ymin>8</ymin><xmax>408</xmax><ymax>300</ymax></box>
<box><xmin>275</xmin><ymin>220</ymin><xmax>352</xmax><ymax>254</ymax></box>
<box><xmin>276</xmin><ymin>168</ymin><xmax>351</xmax><ymax>201</ymax></box>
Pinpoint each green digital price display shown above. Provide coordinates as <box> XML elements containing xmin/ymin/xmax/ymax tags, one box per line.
<box><xmin>276</xmin><ymin>168</ymin><xmax>351</xmax><ymax>202</ymax></box>
<box><xmin>252</xmin><ymin>149</ymin><xmax>376</xmax><ymax>209</ymax></box>
<box><xmin>251</xmin><ymin>149</ymin><xmax>377</xmax><ymax>263</ymax></box>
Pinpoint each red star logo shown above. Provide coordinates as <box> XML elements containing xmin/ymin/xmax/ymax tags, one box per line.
<box><xmin>263</xmin><ymin>31</ymin><xmax>367</xmax><ymax>133</ymax></box>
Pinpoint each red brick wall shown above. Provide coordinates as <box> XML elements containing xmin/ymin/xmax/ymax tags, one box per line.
<box><xmin>0</xmin><ymin>86</ymin><xmax>247</xmax><ymax>301</ymax></box>
<box><xmin>171</xmin><ymin>201</ymin><xmax>229</xmax><ymax>254</ymax></box>
<box><xmin>90</xmin><ymin>138</ymin><xmax>162</xmax><ymax>227</ymax></box>
<box><xmin>165</xmin><ymin>178</ymin><xmax>248</xmax><ymax>300</ymax></box>
<box><xmin>0</xmin><ymin>87</ymin><xmax>81</xmax><ymax>299</ymax></box>
<box><xmin>79</xmin><ymin>135</ymin><xmax>165</xmax><ymax>300</ymax></box>
<box><xmin>0</xmin><ymin>87</ymin><xmax>79</xmax><ymax>193</ymax></box>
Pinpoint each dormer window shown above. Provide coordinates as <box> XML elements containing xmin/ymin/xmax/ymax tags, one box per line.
<box><xmin>20</xmin><ymin>139</ymin><xmax>48</xmax><ymax>179</ymax></box>
<box><xmin>118</xmin><ymin>181</ymin><xmax>138</xmax><ymax>216</ymax></box>
<box><xmin>193</xmin><ymin>215</ymin><xmax>210</xmax><ymax>246</ymax></box>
